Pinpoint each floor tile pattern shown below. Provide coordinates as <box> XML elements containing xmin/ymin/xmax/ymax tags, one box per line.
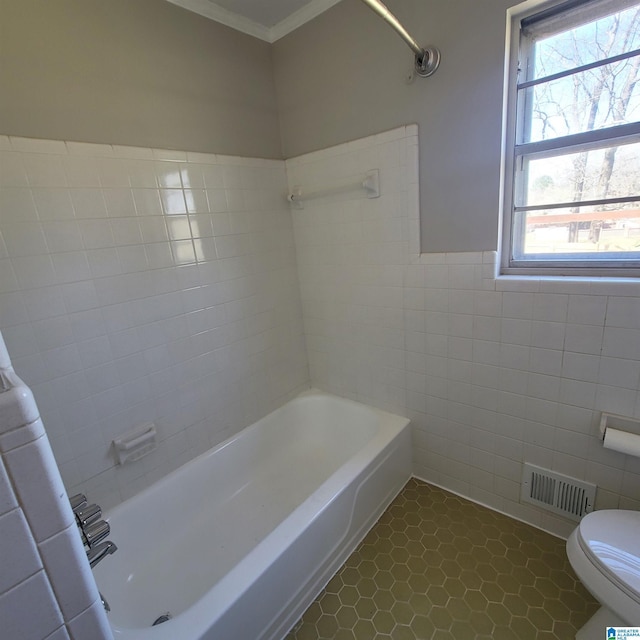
<box><xmin>286</xmin><ymin>478</ymin><xmax>599</xmax><ymax>639</ymax></box>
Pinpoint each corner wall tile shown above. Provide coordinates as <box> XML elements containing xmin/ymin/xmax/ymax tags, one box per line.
<box><xmin>0</xmin><ymin>508</ymin><xmax>42</xmax><ymax>593</ymax></box>
<box><xmin>39</xmin><ymin>524</ymin><xmax>99</xmax><ymax>620</ymax></box>
<box><xmin>67</xmin><ymin>598</ymin><xmax>113</xmax><ymax>640</ymax></box>
<box><xmin>0</xmin><ymin>456</ymin><xmax>17</xmax><ymax>516</ymax></box>
<box><xmin>0</xmin><ymin>571</ymin><xmax>63</xmax><ymax>640</ymax></box>
<box><xmin>4</xmin><ymin>434</ymin><xmax>74</xmax><ymax>542</ymax></box>
<box><xmin>44</xmin><ymin>627</ymin><xmax>71</xmax><ymax>640</ymax></box>
<box><xmin>0</xmin><ymin>416</ymin><xmax>46</xmax><ymax>452</ymax></box>
<box><xmin>0</xmin><ymin>377</ymin><xmax>40</xmax><ymax>436</ymax></box>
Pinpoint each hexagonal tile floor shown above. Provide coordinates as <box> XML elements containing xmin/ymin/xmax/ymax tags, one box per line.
<box><xmin>285</xmin><ymin>478</ymin><xmax>598</xmax><ymax>639</ymax></box>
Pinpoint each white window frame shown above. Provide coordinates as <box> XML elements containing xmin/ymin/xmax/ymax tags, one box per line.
<box><xmin>501</xmin><ymin>0</ymin><xmax>640</xmax><ymax>277</ymax></box>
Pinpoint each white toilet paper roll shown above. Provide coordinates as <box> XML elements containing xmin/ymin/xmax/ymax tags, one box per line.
<box><xmin>603</xmin><ymin>427</ymin><xmax>640</xmax><ymax>458</ymax></box>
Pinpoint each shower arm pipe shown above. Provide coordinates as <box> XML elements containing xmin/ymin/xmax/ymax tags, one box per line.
<box><xmin>358</xmin><ymin>0</ymin><xmax>440</xmax><ymax>77</ymax></box>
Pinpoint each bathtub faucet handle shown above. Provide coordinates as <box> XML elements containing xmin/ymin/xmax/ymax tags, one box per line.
<box><xmin>83</xmin><ymin>519</ymin><xmax>110</xmax><ymax>547</ymax></box>
<box><xmin>69</xmin><ymin>493</ymin><xmax>87</xmax><ymax>514</ymax></box>
<box><xmin>75</xmin><ymin>503</ymin><xmax>102</xmax><ymax>528</ymax></box>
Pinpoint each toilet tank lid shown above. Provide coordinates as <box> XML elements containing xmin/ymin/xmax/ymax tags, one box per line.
<box><xmin>578</xmin><ymin>509</ymin><xmax>640</xmax><ymax>602</ymax></box>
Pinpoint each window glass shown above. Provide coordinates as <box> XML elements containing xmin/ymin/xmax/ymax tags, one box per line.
<box><xmin>521</xmin><ymin>58</ymin><xmax>640</xmax><ymax>143</ymax></box>
<box><xmin>520</xmin><ymin>140</ymin><xmax>640</xmax><ymax>208</ymax></box>
<box><xmin>532</xmin><ymin>4</ymin><xmax>640</xmax><ymax>77</ymax></box>
<box><xmin>514</xmin><ymin>201</ymin><xmax>640</xmax><ymax>260</ymax></box>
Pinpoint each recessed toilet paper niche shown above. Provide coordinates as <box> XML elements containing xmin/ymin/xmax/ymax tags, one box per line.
<box><xmin>599</xmin><ymin>412</ymin><xmax>640</xmax><ymax>459</ymax></box>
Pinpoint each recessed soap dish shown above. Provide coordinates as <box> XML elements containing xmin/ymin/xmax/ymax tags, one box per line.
<box><xmin>113</xmin><ymin>422</ymin><xmax>157</xmax><ymax>464</ymax></box>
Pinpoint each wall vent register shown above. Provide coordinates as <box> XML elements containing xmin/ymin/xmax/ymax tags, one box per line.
<box><xmin>521</xmin><ymin>463</ymin><xmax>597</xmax><ymax>521</ymax></box>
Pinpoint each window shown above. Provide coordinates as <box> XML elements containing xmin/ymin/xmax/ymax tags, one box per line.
<box><xmin>502</xmin><ymin>0</ymin><xmax>640</xmax><ymax>276</ymax></box>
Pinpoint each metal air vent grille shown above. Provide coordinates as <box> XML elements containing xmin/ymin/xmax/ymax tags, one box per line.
<box><xmin>521</xmin><ymin>463</ymin><xmax>596</xmax><ymax>521</ymax></box>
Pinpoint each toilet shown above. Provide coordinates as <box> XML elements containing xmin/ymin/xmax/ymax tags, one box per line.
<box><xmin>567</xmin><ymin>509</ymin><xmax>640</xmax><ymax>639</ymax></box>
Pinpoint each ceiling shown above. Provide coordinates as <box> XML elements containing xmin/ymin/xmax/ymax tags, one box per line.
<box><xmin>165</xmin><ymin>0</ymin><xmax>343</xmax><ymax>42</ymax></box>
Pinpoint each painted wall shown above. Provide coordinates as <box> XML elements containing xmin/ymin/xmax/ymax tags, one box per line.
<box><xmin>287</xmin><ymin>127</ymin><xmax>640</xmax><ymax>539</ymax></box>
<box><xmin>273</xmin><ymin>0</ymin><xmax>516</xmax><ymax>254</ymax></box>
<box><xmin>0</xmin><ymin>135</ymin><xmax>309</xmax><ymax>510</ymax></box>
<box><xmin>0</xmin><ymin>0</ymin><xmax>282</xmax><ymax>158</ymax></box>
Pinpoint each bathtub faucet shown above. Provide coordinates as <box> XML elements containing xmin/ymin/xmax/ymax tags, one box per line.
<box><xmin>87</xmin><ymin>540</ymin><xmax>118</xmax><ymax>568</ymax></box>
<box><xmin>69</xmin><ymin>493</ymin><xmax>118</xmax><ymax>568</ymax></box>
<box><xmin>69</xmin><ymin>494</ymin><xmax>117</xmax><ymax>614</ymax></box>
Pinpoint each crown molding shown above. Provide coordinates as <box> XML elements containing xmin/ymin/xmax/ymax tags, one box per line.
<box><xmin>270</xmin><ymin>0</ymin><xmax>343</xmax><ymax>42</ymax></box>
<box><xmin>165</xmin><ymin>0</ymin><xmax>343</xmax><ymax>43</ymax></box>
<box><xmin>165</xmin><ymin>0</ymin><xmax>271</xmax><ymax>41</ymax></box>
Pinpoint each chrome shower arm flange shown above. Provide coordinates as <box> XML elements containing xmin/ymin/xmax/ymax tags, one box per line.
<box><xmin>415</xmin><ymin>45</ymin><xmax>440</xmax><ymax>77</ymax></box>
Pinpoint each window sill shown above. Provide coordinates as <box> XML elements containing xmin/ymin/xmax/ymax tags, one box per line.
<box><xmin>496</xmin><ymin>273</ymin><xmax>640</xmax><ymax>295</ymax></box>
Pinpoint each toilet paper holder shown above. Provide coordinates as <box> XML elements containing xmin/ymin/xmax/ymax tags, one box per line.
<box><xmin>598</xmin><ymin>411</ymin><xmax>640</xmax><ymax>438</ymax></box>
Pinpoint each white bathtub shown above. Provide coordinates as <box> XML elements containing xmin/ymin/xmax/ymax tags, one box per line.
<box><xmin>94</xmin><ymin>389</ymin><xmax>411</xmax><ymax>640</ymax></box>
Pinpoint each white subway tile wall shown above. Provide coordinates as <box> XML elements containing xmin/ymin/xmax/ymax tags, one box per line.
<box><xmin>0</xmin><ymin>136</ymin><xmax>309</xmax><ymax>511</ymax></box>
<box><xmin>286</xmin><ymin>125</ymin><xmax>640</xmax><ymax>538</ymax></box>
<box><xmin>2</xmin><ymin>126</ymin><xmax>639</xmax><ymax>546</ymax></box>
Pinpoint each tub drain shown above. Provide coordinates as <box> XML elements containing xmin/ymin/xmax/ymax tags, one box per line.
<box><xmin>152</xmin><ymin>612</ymin><xmax>172</xmax><ymax>626</ymax></box>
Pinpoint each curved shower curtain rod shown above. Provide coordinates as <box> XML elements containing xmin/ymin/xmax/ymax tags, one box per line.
<box><xmin>358</xmin><ymin>0</ymin><xmax>440</xmax><ymax>77</ymax></box>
